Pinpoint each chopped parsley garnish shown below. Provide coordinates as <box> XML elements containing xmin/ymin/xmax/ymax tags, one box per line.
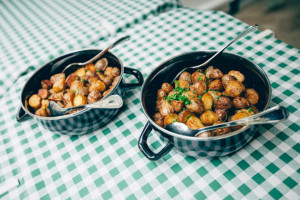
<box><xmin>248</xmin><ymin>107</ymin><xmax>253</xmax><ymax>113</ymax></box>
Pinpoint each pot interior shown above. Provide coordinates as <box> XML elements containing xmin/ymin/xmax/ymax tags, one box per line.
<box><xmin>21</xmin><ymin>50</ymin><xmax>122</xmax><ymax>112</ymax></box>
<box><xmin>142</xmin><ymin>51</ymin><xmax>271</xmax><ymax>125</ymax></box>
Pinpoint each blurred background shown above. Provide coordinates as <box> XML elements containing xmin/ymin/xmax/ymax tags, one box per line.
<box><xmin>181</xmin><ymin>0</ymin><xmax>300</xmax><ymax>49</ymax></box>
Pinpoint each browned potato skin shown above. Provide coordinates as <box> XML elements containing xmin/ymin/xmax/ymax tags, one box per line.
<box><xmin>211</xmin><ymin>121</ymin><xmax>231</xmax><ymax>136</ymax></box>
<box><xmin>157</xmin><ymin>89</ymin><xmax>167</xmax><ymax>99</ymax></box>
<box><xmin>66</xmin><ymin>74</ymin><xmax>79</xmax><ymax>87</ymax></box>
<box><xmin>202</xmin><ymin>93</ymin><xmax>213</xmax><ymax>111</ymax></box>
<box><xmin>237</xmin><ymin>108</ymin><xmax>255</xmax><ymax>116</ymax></box>
<box><xmin>50</xmin><ymin>73</ymin><xmax>65</xmax><ymax>84</ymax></box>
<box><xmin>48</xmin><ymin>92</ymin><xmax>64</xmax><ymax>101</ymax></box>
<box><xmin>190</xmin><ymin>81</ymin><xmax>206</xmax><ymax>96</ymax></box>
<box><xmin>63</xmin><ymin>92</ymin><xmax>75</xmax><ymax>107</ymax></box>
<box><xmin>196</xmin><ymin>131</ymin><xmax>212</xmax><ymax>138</ymax></box>
<box><xmin>233</xmin><ymin>97</ymin><xmax>250</xmax><ymax>109</ymax></box>
<box><xmin>161</xmin><ymin>83</ymin><xmax>174</xmax><ymax>94</ymax></box>
<box><xmin>171</xmin><ymin>100</ymin><xmax>184</xmax><ymax>112</ymax></box>
<box><xmin>97</xmin><ymin>72</ymin><xmax>112</xmax><ymax>87</ymax></box>
<box><xmin>205</xmin><ymin>66</ymin><xmax>223</xmax><ymax>79</ymax></box>
<box><xmin>192</xmin><ymin>71</ymin><xmax>206</xmax><ymax>84</ymax></box>
<box><xmin>175</xmin><ymin>80</ymin><xmax>190</xmax><ymax>89</ymax></box>
<box><xmin>154</xmin><ymin>112</ymin><xmax>164</xmax><ymax>127</ymax></box>
<box><xmin>159</xmin><ymin>99</ymin><xmax>174</xmax><ymax>117</ymax></box>
<box><xmin>178</xmin><ymin>110</ymin><xmax>194</xmax><ymax>123</ymax></box>
<box><xmin>41</xmin><ymin>80</ymin><xmax>52</xmax><ymax>89</ymax></box>
<box><xmin>156</xmin><ymin>98</ymin><xmax>164</xmax><ymax>111</ymax></box>
<box><xmin>182</xmin><ymin>90</ymin><xmax>197</xmax><ymax>100</ymax></box>
<box><xmin>230</xmin><ymin>111</ymin><xmax>250</xmax><ymax>130</ymax></box>
<box><xmin>186</xmin><ymin>116</ymin><xmax>205</xmax><ymax>130</ymax></box>
<box><xmin>186</xmin><ymin>99</ymin><xmax>204</xmax><ymax>114</ymax></box>
<box><xmin>87</xmin><ymin>76</ymin><xmax>100</xmax><ymax>84</ymax></box>
<box><xmin>87</xmin><ymin>91</ymin><xmax>102</xmax><ymax>104</ymax></box>
<box><xmin>225</xmin><ymin>80</ymin><xmax>245</xmax><ymax>98</ymax></box>
<box><xmin>221</xmin><ymin>74</ymin><xmax>236</xmax><ymax>88</ymax></box>
<box><xmin>95</xmin><ymin>58</ymin><xmax>108</xmax><ymax>71</ymax></box>
<box><xmin>35</xmin><ymin>108</ymin><xmax>48</xmax><ymax>117</ymax></box>
<box><xmin>89</xmin><ymin>80</ymin><xmax>106</xmax><ymax>92</ymax></box>
<box><xmin>215</xmin><ymin>109</ymin><xmax>228</xmax><ymax>121</ymax></box>
<box><xmin>216</xmin><ymin>97</ymin><xmax>232</xmax><ymax>110</ymax></box>
<box><xmin>70</xmin><ymin>80</ymin><xmax>84</xmax><ymax>91</ymax></box>
<box><xmin>228</xmin><ymin>70</ymin><xmax>245</xmax><ymax>83</ymax></box>
<box><xmin>104</xmin><ymin>67</ymin><xmax>119</xmax><ymax>79</ymax></box>
<box><xmin>86</xmin><ymin>63</ymin><xmax>96</xmax><ymax>72</ymax></box>
<box><xmin>75</xmin><ymin>67</ymin><xmax>86</xmax><ymax>77</ymax></box>
<box><xmin>111</xmin><ymin>76</ymin><xmax>120</xmax><ymax>87</ymax></box>
<box><xmin>208</xmin><ymin>79</ymin><xmax>223</xmax><ymax>91</ymax></box>
<box><xmin>73</xmin><ymin>95</ymin><xmax>87</xmax><ymax>106</ymax></box>
<box><xmin>38</xmin><ymin>89</ymin><xmax>49</xmax><ymax>99</ymax></box>
<box><xmin>29</xmin><ymin>94</ymin><xmax>41</xmax><ymax>110</ymax></box>
<box><xmin>102</xmin><ymin>89</ymin><xmax>111</xmax><ymax>97</ymax></box>
<box><xmin>76</xmin><ymin>87</ymin><xmax>89</xmax><ymax>96</ymax></box>
<box><xmin>164</xmin><ymin>113</ymin><xmax>179</xmax><ymax>127</ymax></box>
<box><xmin>208</xmin><ymin>90</ymin><xmax>222</xmax><ymax>104</ymax></box>
<box><xmin>52</xmin><ymin>78</ymin><xmax>66</xmax><ymax>93</ymax></box>
<box><xmin>200</xmin><ymin>110</ymin><xmax>219</xmax><ymax>125</ymax></box>
<box><xmin>245</xmin><ymin>88</ymin><xmax>259</xmax><ymax>105</ymax></box>
<box><xmin>179</xmin><ymin>72</ymin><xmax>192</xmax><ymax>84</ymax></box>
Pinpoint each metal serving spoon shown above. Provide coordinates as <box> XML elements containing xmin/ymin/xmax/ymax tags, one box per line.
<box><xmin>62</xmin><ymin>35</ymin><xmax>130</xmax><ymax>74</ymax></box>
<box><xmin>165</xmin><ymin>105</ymin><xmax>289</xmax><ymax>137</ymax></box>
<box><xmin>172</xmin><ymin>25</ymin><xmax>258</xmax><ymax>81</ymax></box>
<box><xmin>48</xmin><ymin>94</ymin><xmax>123</xmax><ymax>116</ymax></box>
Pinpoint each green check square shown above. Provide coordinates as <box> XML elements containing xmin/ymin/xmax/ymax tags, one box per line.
<box><xmin>157</xmin><ymin>173</ymin><xmax>168</xmax><ymax>184</ymax></box>
<box><xmin>209</xmin><ymin>180</ymin><xmax>222</xmax><ymax>191</ymax></box>
<box><xmin>224</xmin><ymin>170</ymin><xmax>235</xmax><ymax>181</ymax></box>
<box><xmin>283</xmin><ymin>177</ymin><xmax>297</xmax><ymax>189</ymax></box>
<box><xmin>252</xmin><ymin>173</ymin><xmax>265</xmax><ymax>184</ymax></box>
<box><xmin>266</xmin><ymin>163</ymin><xmax>279</xmax><ymax>174</ymax></box>
<box><xmin>238</xmin><ymin>184</ymin><xmax>251</xmax><ymax>195</ymax></box>
<box><xmin>167</xmin><ymin>187</ymin><xmax>179</xmax><ymax>198</ymax></box>
<box><xmin>118</xmin><ymin>180</ymin><xmax>128</xmax><ymax>191</ymax></box>
<box><xmin>142</xmin><ymin>183</ymin><xmax>152</xmax><ymax>194</ymax></box>
<box><xmin>182</xmin><ymin>176</ymin><xmax>193</xmax><ymax>187</ymax></box>
<box><xmin>269</xmin><ymin>188</ymin><xmax>283</xmax><ymax>199</ymax></box>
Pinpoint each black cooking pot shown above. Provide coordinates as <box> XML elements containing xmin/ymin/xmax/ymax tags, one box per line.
<box><xmin>17</xmin><ymin>49</ymin><xmax>143</xmax><ymax>135</ymax></box>
<box><xmin>139</xmin><ymin>51</ymin><xmax>271</xmax><ymax>160</ymax></box>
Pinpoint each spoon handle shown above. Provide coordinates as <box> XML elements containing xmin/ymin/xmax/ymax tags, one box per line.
<box><xmin>194</xmin><ymin>25</ymin><xmax>258</xmax><ymax>68</ymax></box>
<box><xmin>81</xmin><ymin>35</ymin><xmax>130</xmax><ymax>65</ymax></box>
<box><xmin>195</xmin><ymin>105</ymin><xmax>289</xmax><ymax>136</ymax></box>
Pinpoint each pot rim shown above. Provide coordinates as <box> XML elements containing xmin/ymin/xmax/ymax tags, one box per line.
<box><xmin>20</xmin><ymin>48</ymin><xmax>124</xmax><ymax>121</ymax></box>
<box><xmin>141</xmin><ymin>50</ymin><xmax>271</xmax><ymax>141</ymax></box>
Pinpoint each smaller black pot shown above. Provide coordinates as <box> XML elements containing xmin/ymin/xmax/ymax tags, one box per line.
<box><xmin>17</xmin><ymin>49</ymin><xmax>143</xmax><ymax>135</ymax></box>
<box><xmin>139</xmin><ymin>51</ymin><xmax>271</xmax><ymax>160</ymax></box>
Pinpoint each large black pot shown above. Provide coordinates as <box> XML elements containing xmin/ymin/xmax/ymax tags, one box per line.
<box><xmin>17</xmin><ymin>49</ymin><xmax>143</xmax><ymax>135</ymax></box>
<box><xmin>139</xmin><ymin>51</ymin><xmax>271</xmax><ymax>160</ymax></box>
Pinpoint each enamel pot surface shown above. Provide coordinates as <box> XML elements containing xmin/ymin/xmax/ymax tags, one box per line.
<box><xmin>139</xmin><ymin>51</ymin><xmax>271</xmax><ymax>160</ymax></box>
<box><xmin>17</xmin><ymin>49</ymin><xmax>144</xmax><ymax>135</ymax></box>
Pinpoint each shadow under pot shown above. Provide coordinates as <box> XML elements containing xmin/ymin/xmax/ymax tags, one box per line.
<box><xmin>17</xmin><ymin>49</ymin><xmax>144</xmax><ymax>135</ymax></box>
<box><xmin>139</xmin><ymin>51</ymin><xmax>271</xmax><ymax>160</ymax></box>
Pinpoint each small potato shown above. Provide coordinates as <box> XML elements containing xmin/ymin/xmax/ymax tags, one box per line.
<box><xmin>200</xmin><ymin>110</ymin><xmax>219</xmax><ymax>125</ymax></box>
<box><xmin>70</xmin><ymin>80</ymin><xmax>84</xmax><ymax>92</ymax></box>
<box><xmin>192</xmin><ymin>71</ymin><xmax>206</xmax><ymax>84</ymax></box>
<box><xmin>29</xmin><ymin>94</ymin><xmax>41</xmax><ymax>110</ymax></box>
<box><xmin>73</xmin><ymin>95</ymin><xmax>87</xmax><ymax>106</ymax></box>
<box><xmin>190</xmin><ymin>81</ymin><xmax>206</xmax><ymax>96</ymax></box>
<box><xmin>87</xmin><ymin>90</ymin><xmax>102</xmax><ymax>104</ymax></box>
<box><xmin>179</xmin><ymin>72</ymin><xmax>192</xmax><ymax>84</ymax></box>
<box><xmin>41</xmin><ymin>99</ymin><xmax>49</xmax><ymax>110</ymax></box>
<box><xmin>66</xmin><ymin>74</ymin><xmax>80</xmax><ymax>87</ymax></box>
<box><xmin>215</xmin><ymin>109</ymin><xmax>228</xmax><ymax>121</ymax></box>
<box><xmin>208</xmin><ymin>79</ymin><xmax>223</xmax><ymax>91</ymax></box>
<box><xmin>48</xmin><ymin>92</ymin><xmax>64</xmax><ymax>101</ymax></box>
<box><xmin>171</xmin><ymin>100</ymin><xmax>184</xmax><ymax>112</ymax></box>
<box><xmin>221</xmin><ymin>74</ymin><xmax>236</xmax><ymax>88</ymax></box>
<box><xmin>87</xmin><ymin>76</ymin><xmax>100</xmax><ymax>84</ymax></box>
<box><xmin>153</xmin><ymin>112</ymin><xmax>164</xmax><ymax>121</ymax></box>
<box><xmin>233</xmin><ymin>97</ymin><xmax>250</xmax><ymax>109</ymax></box>
<box><xmin>103</xmin><ymin>89</ymin><xmax>111</xmax><ymax>97</ymax></box>
<box><xmin>164</xmin><ymin>113</ymin><xmax>179</xmax><ymax>127</ymax></box>
<box><xmin>182</xmin><ymin>90</ymin><xmax>197</xmax><ymax>100</ymax></box>
<box><xmin>75</xmin><ymin>67</ymin><xmax>86</xmax><ymax>77</ymax></box>
<box><xmin>159</xmin><ymin>99</ymin><xmax>174</xmax><ymax>117</ymax></box>
<box><xmin>175</xmin><ymin>80</ymin><xmax>189</xmax><ymax>89</ymax></box>
<box><xmin>50</xmin><ymin>73</ymin><xmax>65</xmax><ymax>84</ymax></box>
<box><xmin>97</xmin><ymin>72</ymin><xmax>112</xmax><ymax>86</ymax></box>
<box><xmin>161</xmin><ymin>83</ymin><xmax>174</xmax><ymax>94</ymax></box>
<box><xmin>104</xmin><ymin>67</ymin><xmax>120</xmax><ymax>79</ymax></box>
<box><xmin>225</xmin><ymin>80</ymin><xmax>245</xmax><ymax>98</ymax></box>
<box><xmin>157</xmin><ymin>89</ymin><xmax>167</xmax><ymax>99</ymax></box>
<box><xmin>52</xmin><ymin>78</ymin><xmax>66</xmax><ymax>93</ymax></box>
<box><xmin>154</xmin><ymin>112</ymin><xmax>164</xmax><ymax>127</ymax></box>
<box><xmin>186</xmin><ymin>116</ymin><xmax>205</xmax><ymax>130</ymax></box>
<box><xmin>76</xmin><ymin>87</ymin><xmax>89</xmax><ymax>96</ymax></box>
<box><xmin>178</xmin><ymin>110</ymin><xmax>194</xmax><ymax>123</ymax></box>
<box><xmin>41</xmin><ymin>80</ymin><xmax>52</xmax><ymax>89</ymax></box>
<box><xmin>230</xmin><ymin>111</ymin><xmax>250</xmax><ymax>130</ymax></box>
<box><xmin>205</xmin><ymin>66</ymin><xmax>223</xmax><ymax>79</ymax></box>
<box><xmin>89</xmin><ymin>80</ymin><xmax>106</xmax><ymax>92</ymax></box>
<box><xmin>202</xmin><ymin>93</ymin><xmax>214</xmax><ymax>110</ymax></box>
<box><xmin>245</xmin><ymin>88</ymin><xmax>259</xmax><ymax>105</ymax></box>
<box><xmin>186</xmin><ymin>99</ymin><xmax>204</xmax><ymax>114</ymax></box>
<box><xmin>237</xmin><ymin>108</ymin><xmax>255</xmax><ymax>116</ymax></box>
<box><xmin>208</xmin><ymin>90</ymin><xmax>222</xmax><ymax>104</ymax></box>
<box><xmin>86</xmin><ymin>70</ymin><xmax>95</xmax><ymax>77</ymax></box>
<box><xmin>63</xmin><ymin>92</ymin><xmax>75</xmax><ymax>107</ymax></box>
<box><xmin>211</xmin><ymin>121</ymin><xmax>231</xmax><ymax>136</ymax></box>
<box><xmin>38</xmin><ymin>89</ymin><xmax>49</xmax><ymax>99</ymax></box>
<box><xmin>111</xmin><ymin>76</ymin><xmax>120</xmax><ymax>87</ymax></box>
<box><xmin>86</xmin><ymin>63</ymin><xmax>96</xmax><ymax>72</ymax></box>
<box><xmin>95</xmin><ymin>58</ymin><xmax>108</xmax><ymax>72</ymax></box>
<box><xmin>228</xmin><ymin>70</ymin><xmax>245</xmax><ymax>83</ymax></box>
<box><xmin>35</xmin><ymin>108</ymin><xmax>47</xmax><ymax>117</ymax></box>
<box><xmin>250</xmin><ymin>105</ymin><xmax>259</xmax><ymax>114</ymax></box>
<box><xmin>215</xmin><ymin>96</ymin><xmax>232</xmax><ymax>110</ymax></box>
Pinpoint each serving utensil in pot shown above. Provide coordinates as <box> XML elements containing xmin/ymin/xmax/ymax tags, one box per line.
<box><xmin>165</xmin><ymin>105</ymin><xmax>289</xmax><ymax>137</ymax></box>
<box><xmin>62</xmin><ymin>35</ymin><xmax>130</xmax><ymax>74</ymax></box>
<box><xmin>48</xmin><ymin>94</ymin><xmax>123</xmax><ymax>116</ymax></box>
<box><xmin>171</xmin><ymin>25</ymin><xmax>258</xmax><ymax>82</ymax></box>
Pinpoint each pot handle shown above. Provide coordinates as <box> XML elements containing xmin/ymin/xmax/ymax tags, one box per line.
<box><xmin>138</xmin><ymin>121</ymin><xmax>174</xmax><ymax>161</ymax></box>
<box><xmin>16</xmin><ymin>106</ymin><xmax>31</xmax><ymax>122</ymax></box>
<box><xmin>121</xmin><ymin>67</ymin><xmax>144</xmax><ymax>90</ymax></box>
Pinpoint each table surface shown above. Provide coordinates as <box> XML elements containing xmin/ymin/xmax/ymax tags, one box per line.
<box><xmin>1</xmin><ymin>4</ymin><xmax>300</xmax><ymax>200</ymax></box>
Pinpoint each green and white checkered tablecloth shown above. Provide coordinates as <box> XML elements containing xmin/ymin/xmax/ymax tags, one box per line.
<box><xmin>0</xmin><ymin>0</ymin><xmax>179</xmax><ymax>99</ymax></box>
<box><xmin>1</xmin><ymin>7</ymin><xmax>300</xmax><ymax>199</ymax></box>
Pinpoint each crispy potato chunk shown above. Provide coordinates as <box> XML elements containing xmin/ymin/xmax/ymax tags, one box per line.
<box><xmin>186</xmin><ymin>99</ymin><xmax>204</xmax><ymax>114</ymax></box>
<box><xmin>179</xmin><ymin>72</ymin><xmax>192</xmax><ymax>84</ymax></box>
<box><xmin>75</xmin><ymin>67</ymin><xmax>86</xmax><ymax>77</ymax></box>
<box><xmin>95</xmin><ymin>58</ymin><xmax>108</xmax><ymax>71</ymax></box>
<box><xmin>178</xmin><ymin>110</ymin><xmax>194</xmax><ymax>123</ymax></box>
<box><xmin>182</xmin><ymin>90</ymin><xmax>197</xmax><ymax>100</ymax></box>
<box><xmin>157</xmin><ymin>89</ymin><xmax>167</xmax><ymax>99</ymax></box>
<box><xmin>35</xmin><ymin>108</ymin><xmax>48</xmax><ymax>117</ymax></box>
<box><xmin>41</xmin><ymin>80</ymin><xmax>52</xmax><ymax>89</ymax></box>
<box><xmin>50</xmin><ymin>73</ymin><xmax>65</xmax><ymax>84</ymax></box>
<box><xmin>190</xmin><ymin>81</ymin><xmax>206</xmax><ymax>96</ymax></box>
<box><xmin>245</xmin><ymin>88</ymin><xmax>259</xmax><ymax>105</ymax></box>
<box><xmin>89</xmin><ymin>80</ymin><xmax>106</xmax><ymax>92</ymax></box>
<box><xmin>186</xmin><ymin>116</ymin><xmax>205</xmax><ymax>130</ymax></box>
<box><xmin>159</xmin><ymin>99</ymin><xmax>174</xmax><ymax>117</ymax></box>
<box><xmin>153</xmin><ymin>112</ymin><xmax>164</xmax><ymax>127</ymax></box>
<box><xmin>164</xmin><ymin>113</ymin><xmax>179</xmax><ymax>127</ymax></box>
<box><xmin>202</xmin><ymin>93</ymin><xmax>214</xmax><ymax>111</ymax></box>
<box><xmin>161</xmin><ymin>83</ymin><xmax>174</xmax><ymax>94</ymax></box>
<box><xmin>233</xmin><ymin>97</ymin><xmax>250</xmax><ymax>109</ymax></box>
<box><xmin>205</xmin><ymin>66</ymin><xmax>223</xmax><ymax>79</ymax></box>
<box><xmin>211</xmin><ymin>121</ymin><xmax>231</xmax><ymax>136</ymax></box>
<box><xmin>225</xmin><ymin>80</ymin><xmax>245</xmax><ymax>98</ymax></box>
<box><xmin>87</xmin><ymin>91</ymin><xmax>102</xmax><ymax>104</ymax></box>
<box><xmin>86</xmin><ymin>63</ymin><xmax>96</xmax><ymax>72</ymax></box>
<box><xmin>29</xmin><ymin>94</ymin><xmax>41</xmax><ymax>110</ymax></box>
<box><xmin>38</xmin><ymin>89</ymin><xmax>49</xmax><ymax>99</ymax></box>
<box><xmin>73</xmin><ymin>95</ymin><xmax>87</xmax><ymax>106</ymax></box>
<box><xmin>208</xmin><ymin>79</ymin><xmax>223</xmax><ymax>91</ymax></box>
<box><xmin>222</xmin><ymin>74</ymin><xmax>236</xmax><ymax>88</ymax></box>
<box><xmin>175</xmin><ymin>80</ymin><xmax>190</xmax><ymax>89</ymax></box>
<box><xmin>228</xmin><ymin>70</ymin><xmax>245</xmax><ymax>83</ymax></box>
<box><xmin>216</xmin><ymin>97</ymin><xmax>232</xmax><ymax>110</ymax></box>
<box><xmin>200</xmin><ymin>110</ymin><xmax>219</xmax><ymax>125</ymax></box>
<box><xmin>192</xmin><ymin>71</ymin><xmax>206</xmax><ymax>84</ymax></box>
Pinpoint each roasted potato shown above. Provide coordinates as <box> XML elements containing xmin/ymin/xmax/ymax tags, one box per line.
<box><xmin>221</xmin><ymin>74</ymin><xmax>236</xmax><ymax>88</ymax></box>
<box><xmin>87</xmin><ymin>91</ymin><xmax>102</xmax><ymax>104</ymax></box>
<box><xmin>86</xmin><ymin>63</ymin><xmax>96</xmax><ymax>73</ymax></box>
<box><xmin>208</xmin><ymin>79</ymin><xmax>223</xmax><ymax>91</ymax></box>
<box><xmin>171</xmin><ymin>100</ymin><xmax>184</xmax><ymax>112</ymax></box>
<box><xmin>161</xmin><ymin>83</ymin><xmax>174</xmax><ymax>94</ymax></box>
<box><xmin>182</xmin><ymin>90</ymin><xmax>197</xmax><ymax>100</ymax></box>
<box><xmin>192</xmin><ymin>71</ymin><xmax>206</xmax><ymax>84</ymax></box>
<box><xmin>29</xmin><ymin>94</ymin><xmax>41</xmax><ymax>110</ymax></box>
<box><xmin>95</xmin><ymin>58</ymin><xmax>108</xmax><ymax>71</ymax></box>
<box><xmin>205</xmin><ymin>66</ymin><xmax>223</xmax><ymax>79</ymax></box>
<box><xmin>211</xmin><ymin>121</ymin><xmax>231</xmax><ymax>136</ymax></box>
<box><xmin>202</xmin><ymin>93</ymin><xmax>214</xmax><ymax>111</ymax></box>
<box><xmin>159</xmin><ymin>99</ymin><xmax>174</xmax><ymax>117</ymax></box>
<box><xmin>186</xmin><ymin>116</ymin><xmax>205</xmax><ymax>130</ymax></box>
<box><xmin>245</xmin><ymin>88</ymin><xmax>259</xmax><ymax>105</ymax></box>
<box><xmin>178</xmin><ymin>110</ymin><xmax>194</xmax><ymax>123</ymax></box>
<box><xmin>175</xmin><ymin>80</ymin><xmax>190</xmax><ymax>89</ymax></box>
<box><xmin>164</xmin><ymin>113</ymin><xmax>179</xmax><ymax>126</ymax></box>
<box><xmin>215</xmin><ymin>97</ymin><xmax>232</xmax><ymax>110</ymax></box>
<box><xmin>233</xmin><ymin>97</ymin><xmax>250</xmax><ymax>109</ymax></box>
<box><xmin>41</xmin><ymin>80</ymin><xmax>52</xmax><ymax>89</ymax></box>
<box><xmin>157</xmin><ymin>89</ymin><xmax>167</xmax><ymax>99</ymax></box>
<box><xmin>215</xmin><ymin>109</ymin><xmax>228</xmax><ymax>121</ymax></box>
<box><xmin>153</xmin><ymin>112</ymin><xmax>164</xmax><ymax>127</ymax></box>
<box><xmin>190</xmin><ymin>81</ymin><xmax>206</xmax><ymax>96</ymax></box>
<box><xmin>186</xmin><ymin>99</ymin><xmax>204</xmax><ymax>114</ymax></box>
<box><xmin>38</xmin><ymin>89</ymin><xmax>49</xmax><ymax>99</ymax></box>
<box><xmin>225</xmin><ymin>80</ymin><xmax>245</xmax><ymax>98</ymax></box>
<box><xmin>228</xmin><ymin>70</ymin><xmax>245</xmax><ymax>83</ymax></box>
<box><xmin>179</xmin><ymin>72</ymin><xmax>192</xmax><ymax>84</ymax></box>
<box><xmin>89</xmin><ymin>80</ymin><xmax>106</xmax><ymax>92</ymax></box>
<box><xmin>200</xmin><ymin>110</ymin><xmax>219</xmax><ymax>125</ymax></box>
<box><xmin>73</xmin><ymin>95</ymin><xmax>87</xmax><ymax>106</ymax></box>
